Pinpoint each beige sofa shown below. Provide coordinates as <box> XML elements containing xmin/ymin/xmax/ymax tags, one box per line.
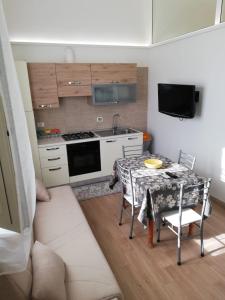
<box><xmin>0</xmin><ymin>185</ymin><xmax>123</xmax><ymax>300</ymax></box>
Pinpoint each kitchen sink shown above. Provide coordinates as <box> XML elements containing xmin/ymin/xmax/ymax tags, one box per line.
<box><xmin>94</xmin><ymin>128</ymin><xmax>139</xmax><ymax>137</ymax></box>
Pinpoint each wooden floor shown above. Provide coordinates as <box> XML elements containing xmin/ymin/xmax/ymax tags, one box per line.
<box><xmin>81</xmin><ymin>193</ymin><xmax>225</xmax><ymax>300</ymax></box>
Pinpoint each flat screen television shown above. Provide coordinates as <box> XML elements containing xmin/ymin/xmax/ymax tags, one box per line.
<box><xmin>158</xmin><ymin>83</ymin><xmax>197</xmax><ymax>118</ymax></box>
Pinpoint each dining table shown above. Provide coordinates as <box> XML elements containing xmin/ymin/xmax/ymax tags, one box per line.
<box><xmin>112</xmin><ymin>153</ymin><xmax>208</xmax><ymax>248</ymax></box>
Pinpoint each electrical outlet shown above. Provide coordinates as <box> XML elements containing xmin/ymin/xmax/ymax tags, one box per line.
<box><xmin>96</xmin><ymin>116</ymin><xmax>103</xmax><ymax>123</ymax></box>
<box><xmin>37</xmin><ymin>122</ymin><xmax>45</xmax><ymax>128</ymax></box>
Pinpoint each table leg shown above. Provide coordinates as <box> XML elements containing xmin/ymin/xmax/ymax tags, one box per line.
<box><xmin>188</xmin><ymin>207</ymin><xmax>196</xmax><ymax>236</ymax></box>
<box><xmin>188</xmin><ymin>223</ymin><xmax>194</xmax><ymax>236</ymax></box>
<box><xmin>148</xmin><ymin>219</ymin><xmax>154</xmax><ymax>248</ymax></box>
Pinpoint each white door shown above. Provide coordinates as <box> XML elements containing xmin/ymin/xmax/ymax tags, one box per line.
<box><xmin>0</xmin><ymin>94</ymin><xmax>20</xmax><ymax>232</ymax></box>
<box><xmin>0</xmin><ymin>163</ymin><xmax>12</xmax><ymax>229</ymax></box>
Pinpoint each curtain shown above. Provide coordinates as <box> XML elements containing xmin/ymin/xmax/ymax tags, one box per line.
<box><xmin>0</xmin><ymin>0</ymin><xmax>36</xmax><ymax>274</ymax></box>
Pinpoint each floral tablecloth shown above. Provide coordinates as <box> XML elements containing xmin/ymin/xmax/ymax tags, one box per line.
<box><xmin>115</xmin><ymin>154</ymin><xmax>207</xmax><ymax>226</ymax></box>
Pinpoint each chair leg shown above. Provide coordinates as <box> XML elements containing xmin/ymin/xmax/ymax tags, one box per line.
<box><xmin>119</xmin><ymin>198</ymin><xmax>125</xmax><ymax>226</ymax></box>
<box><xmin>129</xmin><ymin>205</ymin><xmax>135</xmax><ymax>239</ymax></box>
<box><xmin>177</xmin><ymin>229</ymin><xmax>182</xmax><ymax>265</ymax></box>
<box><xmin>157</xmin><ymin>216</ymin><xmax>161</xmax><ymax>243</ymax></box>
<box><xmin>200</xmin><ymin>223</ymin><xmax>204</xmax><ymax>257</ymax></box>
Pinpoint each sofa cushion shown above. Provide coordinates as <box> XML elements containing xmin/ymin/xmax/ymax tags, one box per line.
<box><xmin>36</xmin><ymin>178</ymin><xmax>50</xmax><ymax>202</ymax></box>
<box><xmin>0</xmin><ymin>256</ymin><xmax>32</xmax><ymax>300</ymax></box>
<box><xmin>34</xmin><ymin>185</ymin><xmax>123</xmax><ymax>300</ymax></box>
<box><xmin>31</xmin><ymin>241</ymin><xmax>67</xmax><ymax>300</ymax></box>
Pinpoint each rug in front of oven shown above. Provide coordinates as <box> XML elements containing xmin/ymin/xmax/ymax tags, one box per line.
<box><xmin>73</xmin><ymin>180</ymin><xmax>122</xmax><ymax>201</ymax></box>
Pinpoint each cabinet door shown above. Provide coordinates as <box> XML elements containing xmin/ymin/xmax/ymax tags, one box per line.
<box><xmin>91</xmin><ymin>64</ymin><xmax>137</xmax><ymax>84</ymax></box>
<box><xmin>93</xmin><ymin>85</ymin><xmax>115</xmax><ymax>105</ymax></box>
<box><xmin>28</xmin><ymin>63</ymin><xmax>59</xmax><ymax>109</ymax></box>
<box><xmin>56</xmin><ymin>63</ymin><xmax>92</xmax><ymax>97</ymax></box>
<box><xmin>42</xmin><ymin>165</ymin><xmax>69</xmax><ymax>187</ymax></box>
<box><xmin>116</xmin><ymin>84</ymin><xmax>136</xmax><ymax>103</ymax></box>
<box><xmin>122</xmin><ymin>134</ymin><xmax>143</xmax><ymax>156</ymax></box>
<box><xmin>100</xmin><ymin>138</ymin><xmax>123</xmax><ymax>176</ymax></box>
<box><xmin>122</xmin><ymin>135</ymin><xmax>143</xmax><ymax>146</ymax></box>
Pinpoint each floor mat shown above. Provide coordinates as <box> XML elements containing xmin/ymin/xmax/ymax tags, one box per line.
<box><xmin>73</xmin><ymin>180</ymin><xmax>122</xmax><ymax>201</ymax></box>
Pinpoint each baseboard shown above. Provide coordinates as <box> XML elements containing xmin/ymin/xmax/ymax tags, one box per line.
<box><xmin>70</xmin><ymin>175</ymin><xmax>112</xmax><ymax>187</ymax></box>
<box><xmin>211</xmin><ymin>196</ymin><xmax>225</xmax><ymax>208</ymax></box>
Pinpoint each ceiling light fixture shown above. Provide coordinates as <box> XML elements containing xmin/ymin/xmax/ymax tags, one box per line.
<box><xmin>10</xmin><ymin>38</ymin><xmax>150</xmax><ymax>48</ymax></box>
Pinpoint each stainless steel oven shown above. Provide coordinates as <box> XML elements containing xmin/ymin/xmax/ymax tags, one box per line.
<box><xmin>66</xmin><ymin>140</ymin><xmax>101</xmax><ymax>177</ymax></box>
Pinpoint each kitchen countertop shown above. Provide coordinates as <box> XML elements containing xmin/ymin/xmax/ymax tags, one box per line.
<box><xmin>38</xmin><ymin>129</ymin><xmax>143</xmax><ymax>148</ymax></box>
<box><xmin>38</xmin><ymin>136</ymin><xmax>65</xmax><ymax>146</ymax></box>
<box><xmin>38</xmin><ymin>136</ymin><xmax>101</xmax><ymax>147</ymax></box>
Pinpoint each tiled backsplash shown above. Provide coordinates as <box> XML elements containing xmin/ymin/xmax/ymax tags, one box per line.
<box><xmin>34</xmin><ymin>67</ymin><xmax>148</xmax><ymax>133</ymax></box>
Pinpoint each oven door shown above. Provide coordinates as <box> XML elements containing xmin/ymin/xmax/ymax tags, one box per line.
<box><xmin>67</xmin><ymin>140</ymin><xmax>101</xmax><ymax>176</ymax></box>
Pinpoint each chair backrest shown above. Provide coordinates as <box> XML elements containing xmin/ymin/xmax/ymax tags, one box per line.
<box><xmin>122</xmin><ymin>144</ymin><xmax>143</xmax><ymax>158</ymax></box>
<box><xmin>178</xmin><ymin>150</ymin><xmax>196</xmax><ymax>170</ymax></box>
<box><xmin>178</xmin><ymin>178</ymin><xmax>212</xmax><ymax>227</ymax></box>
<box><xmin>117</xmin><ymin>162</ymin><xmax>135</xmax><ymax>201</ymax></box>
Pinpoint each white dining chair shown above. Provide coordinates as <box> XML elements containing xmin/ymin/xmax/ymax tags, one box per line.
<box><xmin>178</xmin><ymin>150</ymin><xmax>196</xmax><ymax>170</ymax></box>
<box><xmin>122</xmin><ymin>144</ymin><xmax>143</xmax><ymax>158</ymax></box>
<box><xmin>118</xmin><ymin>163</ymin><xmax>141</xmax><ymax>239</ymax></box>
<box><xmin>157</xmin><ymin>178</ymin><xmax>211</xmax><ymax>265</ymax></box>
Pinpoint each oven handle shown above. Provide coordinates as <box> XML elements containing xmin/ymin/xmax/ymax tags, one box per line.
<box><xmin>49</xmin><ymin>167</ymin><xmax>62</xmax><ymax>171</ymax></box>
<box><xmin>106</xmin><ymin>140</ymin><xmax>116</xmax><ymax>143</ymax></box>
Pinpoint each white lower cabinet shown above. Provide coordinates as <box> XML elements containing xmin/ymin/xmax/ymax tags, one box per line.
<box><xmin>39</xmin><ymin>145</ymin><xmax>69</xmax><ymax>187</ymax></box>
<box><xmin>42</xmin><ymin>165</ymin><xmax>69</xmax><ymax>187</ymax></box>
<box><xmin>122</xmin><ymin>134</ymin><xmax>143</xmax><ymax>156</ymax></box>
<box><xmin>122</xmin><ymin>135</ymin><xmax>143</xmax><ymax>147</ymax></box>
<box><xmin>100</xmin><ymin>133</ymin><xmax>143</xmax><ymax>176</ymax></box>
<box><xmin>40</xmin><ymin>154</ymin><xmax>67</xmax><ymax>168</ymax></box>
<box><xmin>100</xmin><ymin>138</ymin><xmax>123</xmax><ymax>176</ymax></box>
<box><xmin>38</xmin><ymin>132</ymin><xmax>143</xmax><ymax>185</ymax></box>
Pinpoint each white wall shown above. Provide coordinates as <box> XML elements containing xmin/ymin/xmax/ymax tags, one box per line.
<box><xmin>11</xmin><ymin>43</ymin><xmax>149</xmax><ymax>66</ymax></box>
<box><xmin>148</xmin><ymin>27</ymin><xmax>225</xmax><ymax>201</ymax></box>
<box><xmin>3</xmin><ymin>0</ymin><xmax>151</xmax><ymax>46</ymax></box>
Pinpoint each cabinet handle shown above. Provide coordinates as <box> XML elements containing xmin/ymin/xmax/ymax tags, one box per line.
<box><xmin>106</xmin><ymin>140</ymin><xmax>116</xmax><ymax>143</ymax></box>
<box><xmin>68</xmin><ymin>80</ymin><xmax>81</xmax><ymax>86</ymax></box>
<box><xmin>46</xmin><ymin>147</ymin><xmax>60</xmax><ymax>151</ymax></box>
<box><xmin>128</xmin><ymin>137</ymin><xmax>138</xmax><ymax>140</ymax></box>
<box><xmin>39</xmin><ymin>104</ymin><xmax>51</xmax><ymax>108</ymax></box>
<box><xmin>47</xmin><ymin>157</ymin><xmax>61</xmax><ymax>161</ymax></box>
<box><xmin>49</xmin><ymin>167</ymin><xmax>62</xmax><ymax>171</ymax></box>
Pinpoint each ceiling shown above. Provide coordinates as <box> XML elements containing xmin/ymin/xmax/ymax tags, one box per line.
<box><xmin>2</xmin><ymin>0</ymin><xmax>152</xmax><ymax>46</ymax></box>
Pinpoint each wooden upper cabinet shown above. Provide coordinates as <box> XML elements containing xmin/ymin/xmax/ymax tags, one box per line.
<box><xmin>91</xmin><ymin>63</ymin><xmax>137</xmax><ymax>84</ymax></box>
<box><xmin>28</xmin><ymin>63</ymin><xmax>59</xmax><ymax>109</ymax></box>
<box><xmin>56</xmin><ymin>64</ymin><xmax>92</xmax><ymax>97</ymax></box>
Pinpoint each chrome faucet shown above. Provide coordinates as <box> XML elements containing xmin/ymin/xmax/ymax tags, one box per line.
<box><xmin>112</xmin><ymin>113</ymin><xmax>120</xmax><ymax>133</ymax></box>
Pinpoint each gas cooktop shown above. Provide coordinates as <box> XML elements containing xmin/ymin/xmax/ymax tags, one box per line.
<box><xmin>62</xmin><ymin>131</ymin><xmax>96</xmax><ymax>141</ymax></box>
